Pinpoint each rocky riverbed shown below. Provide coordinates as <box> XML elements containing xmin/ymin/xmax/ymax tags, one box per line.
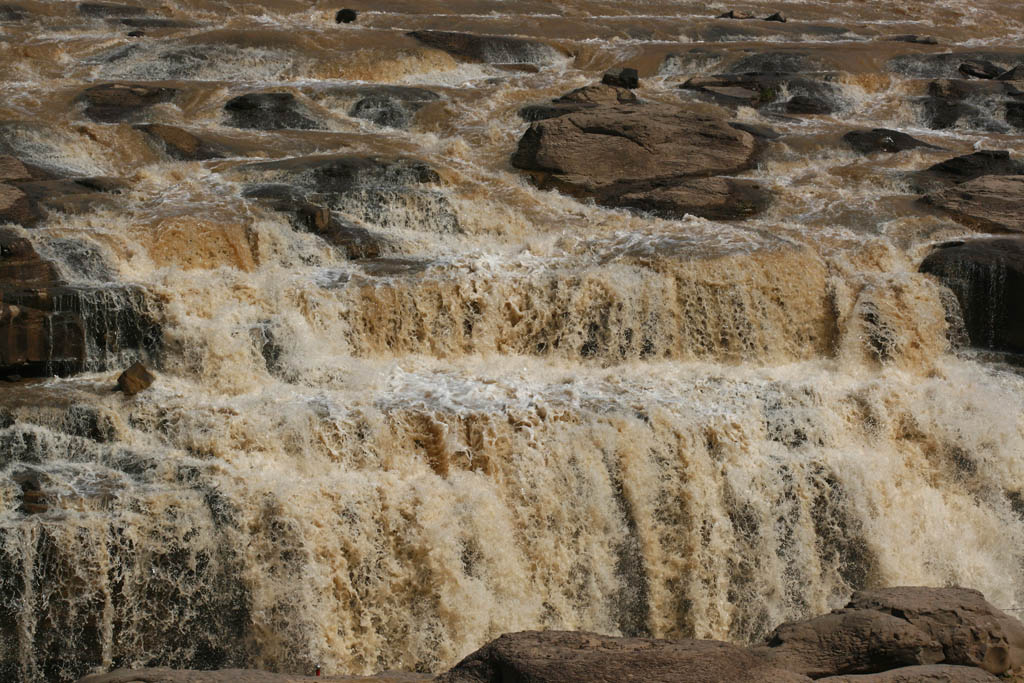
<box><xmin>3</xmin><ymin>0</ymin><xmax>1024</xmax><ymax>681</ymax></box>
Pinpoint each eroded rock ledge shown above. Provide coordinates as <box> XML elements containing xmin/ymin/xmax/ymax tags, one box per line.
<box><xmin>78</xmin><ymin>587</ymin><xmax>1024</xmax><ymax>683</ymax></box>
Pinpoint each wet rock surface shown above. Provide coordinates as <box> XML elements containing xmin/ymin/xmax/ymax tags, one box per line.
<box><xmin>78</xmin><ymin>83</ymin><xmax>179</xmax><ymax>123</ymax></box>
<box><xmin>511</xmin><ymin>97</ymin><xmax>768</xmax><ymax>220</ymax></box>
<box><xmin>407</xmin><ymin>30</ymin><xmax>564</xmax><ymax>64</ymax></box>
<box><xmin>224</xmin><ymin>92</ymin><xmax>323</xmax><ymax>131</ymax></box>
<box><xmin>920</xmin><ymin>237</ymin><xmax>1024</xmax><ymax>354</ymax></box>
<box><xmin>842</xmin><ymin>129</ymin><xmax>940</xmax><ymax>155</ymax></box>
<box><xmin>922</xmin><ymin>175</ymin><xmax>1024</xmax><ymax>232</ymax></box>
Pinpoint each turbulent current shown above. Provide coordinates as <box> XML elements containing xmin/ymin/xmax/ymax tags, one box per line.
<box><xmin>1</xmin><ymin>0</ymin><xmax>1024</xmax><ymax>680</ymax></box>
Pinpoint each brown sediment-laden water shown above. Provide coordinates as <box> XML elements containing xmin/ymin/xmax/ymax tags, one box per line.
<box><xmin>1</xmin><ymin>0</ymin><xmax>1024</xmax><ymax>680</ymax></box>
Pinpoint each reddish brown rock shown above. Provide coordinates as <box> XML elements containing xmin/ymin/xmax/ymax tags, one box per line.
<box><xmin>0</xmin><ymin>183</ymin><xmax>40</xmax><ymax>227</ymax></box>
<box><xmin>437</xmin><ymin>631</ymin><xmax>811</xmax><ymax>683</ymax></box>
<box><xmin>922</xmin><ymin>175</ymin><xmax>1024</xmax><ymax>232</ymax></box>
<box><xmin>78</xmin><ymin>82</ymin><xmax>179</xmax><ymax>123</ymax></box>
<box><xmin>819</xmin><ymin>664</ymin><xmax>1000</xmax><ymax>681</ymax></box>
<box><xmin>760</xmin><ymin>609</ymin><xmax>944</xmax><ymax>677</ymax></box>
<box><xmin>847</xmin><ymin>587</ymin><xmax>1024</xmax><ymax>674</ymax></box>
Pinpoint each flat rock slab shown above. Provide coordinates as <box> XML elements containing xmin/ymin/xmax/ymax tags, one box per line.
<box><xmin>819</xmin><ymin>664</ymin><xmax>1000</xmax><ymax>681</ymax></box>
<box><xmin>79</xmin><ymin>670</ymin><xmax>432</xmax><ymax>683</ymax></box>
<box><xmin>436</xmin><ymin>631</ymin><xmax>812</xmax><ymax>683</ymax></box>
<box><xmin>923</xmin><ymin>175</ymin><xmax>1024</xmax><ymax>232</ymax></box>
<box><xmin>512</xmin><ymin>103</ymin><xmax>757</xmax><ymax>189</ymax></box>
<box><xmin>842</xmin><ymin>129</ymin><xmax>940</xmax><ymax>155</ymax></box>
<box><xmin>608</xmin><ymin>176</ymin><xmax>772</xmax><ymax>221</ymax></box>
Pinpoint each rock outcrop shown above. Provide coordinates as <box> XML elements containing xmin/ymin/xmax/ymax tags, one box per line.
<box><xmin>920</xmin><ymin>237</ymin><xmax>1024</xmax><ymax>353</ymax></box>
<box><xmin>224</xmin><ymin>93</ymin><xmax>323</xmax><ymax>131</ymax></box>
<box><xmin>511</xmin><ymin>100</ymin><xmax>770</xmax><ymax>220</ymax></box>
<box><xmin>922</xmin><ymin>175</ymin><xmax>1024</xmax><ymax>232</ymax></box>
<box><xmin>922</xmin><ymin>79</ymin><xmax>1024</xmax><ymax>131</ymax></box>
<box><xmin>437</xmin><ymin>631</ymin><xmax>812</xmax><ymax>683</ymax></box>
<box><xmin>681</xmin><ymin>71</ymin><xmax>842</xmax><ymax>115</ymax></box>
<box><xmin>910</xmin><ymin>150</ymin><xmax>1024</xmax><ymax>193</ymax></box>
<box><xmin>842</xmin><ymin>129</ymin><xmax>939</xmax><ymax>155</ymax></box>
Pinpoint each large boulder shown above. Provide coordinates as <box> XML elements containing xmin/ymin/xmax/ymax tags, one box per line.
<box><xmin>921</xmin><ymin>175</ymin><xmax>1024</xmax><ymax>232</ymax></box>
<box><xmin>921</xmin><ymin>79</ymin><xmax>1024</xmax><ymax>131</ymax></box>
<box><xmin>407</xmin><ymin>30</ymin><xmax>564</xmax><ymax>65</ymax></box>
<box><xmin>518</xmin><ymin>83</ymin><xmax>637</xmax><ymax>121</ymax></box>
<box><xmin>437</xmin><ymin>631</ymin><xmax>811</xmax><ymax>683</ymax></box>
<box><xmin>511</xmin><ymin>102</ymin><xmax>770</xmax><ymax>220</ymax></box>
<box><xmin>681</xmin><ymin>72</ymin><xmax>842</xmax><ymax>115</ymax></box>
<box><xmin>847</xmin><ymin>587</ymin><xmax>1024</xmax><ymax>674</ymax></box>
<box><xmin>920</xmin><ymin>237</ymin><xmax>1024</xmax><ymax>353</ymax></box>
<box><xmin>760</xmin><ymin>609</ymin><xmax>944</xmax><ymax>677</ymax></box>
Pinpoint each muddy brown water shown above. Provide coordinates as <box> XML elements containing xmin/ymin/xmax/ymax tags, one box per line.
<box><xmin>1</xmin><ymin>0</ymin><xmax>1024</xmax><ymax>681</ymax></box>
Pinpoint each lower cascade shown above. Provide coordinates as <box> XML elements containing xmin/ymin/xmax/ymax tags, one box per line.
<box><xmin>1</xmin><ymin>0</ymin><xmax>1024</xmax><ymax>681</ymax></box>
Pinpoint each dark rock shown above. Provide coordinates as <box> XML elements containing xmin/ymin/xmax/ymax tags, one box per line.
<box><xmin>335</xmin><ymin>8</ymin><xmax>357</xmax><ymax>23</ymax></box>
<box><xmin>407</xmin><ymin>30</ymin><xmax>564</xmax><ymax>65</ymax></box>
<box><xmin>0</xmin><ymin>302</ymin><xmax>85</xmax><ymax>377</ymax></box>
<box><xmin>764</xmin><ymin>12</ymin><xmax>786</xmax><ymax>22</ymax></box>
<box><xmin>243</xmin><ymin>184</ymin><xmax>389</xmax><ymax>258</ymax></box>
<box><xmin>761</xmin><ymin>609</ymin><xmax>943</xmax><ymax>677</ymax></box>
<box><xmin>888</xmin><ymin>51</ymin><xmax>1023</xmax><ymax>79</ymax></box>
<box><xmin>134</xmin><ymin>124</ymin><xmax>233</xmax><ymax>161</ymax></box>
<box><xmin>910</xmin><ymin>150</ymin><xmax>1024</xmax><ymax>192</ymax></box>
<box><xmin>0</xmin><ymin>4</ymin><xmax>25</xmax><ymax>21</ymax></box>
<box><xmin>0</xmin><ymin>183</ymin><xmax>41</xmax><ymax>227</ymax></box>
<box><xmin>997</xmin><ymin>65</ymin><xmax>1024</xmax><ymax>81</ymax></box>
<box><xmin>77</xmin><ymin>2</ymin><xmax>146</xmax><ymax>17</ymax></box>
<box><xmin>785</xmin><ymin>95</ymin><xmax>832</xmax><ymax>114</ymax></box>
<box><xmin>959</xmin><ymin>60</ymin><xmax>1002</xmax><ymax>79</ymax></box>
<box><xmin>117</xmin><ymin>361</ymin><xmax>154</xmax><ymax>395</ymax></box>
<box><xmin>438</xmin><ymin>631</ymin><xmax>811</xmax><ymax>683</ymax></box>
<box><xmin>883</xmin><ymin>35</ymin><xmax>938</xmax><ymax>45</ymax></box>
<box><xmin>602</xmin><ymin>67</ymin><xmax>639</xmax><ymax>89</ymax></box>
<box><xmin>729</xmin><ymin>121</ymin><xmax>781</xmax><ymax>140</ymax></box>
<box><xmin>349</xmin><ymin>94</ymin><xmax>427</xmax><ymax>129</ymax></box>
<box><xmin>919</xmin><ymin>75</ymin><xmax>1024</xmax><ymax>131</ymax></box>
<box><xmin>126</xmin><ymin>29</ymin><xmax>145</xmax><ymax>37</ymax></box>
<box><xmin>13</xmin><ymin>470</ymin><xmax>48</xmax><ymax>514</ymax></box>
<box><xmin>9</xmin><ymin>176</ymin><xmax>126</xmax><ymax>216</ymax></box>
<box><xmin>726</xmin><ymin>51</ymin><xmax>823</xmax><ymax>74</ymax></box>
<box><xmin>819</xmin><ymin>665</ymin><xmax>999</xmax><ymax>681</ymax></box>
<box><xmin>847</xmin><ymin>587</ymin><xmax>1024</xmax><ymax>673</ymax></box>
<box><xmin>717</xmin><ymin>10</ymin><xmax>755</xmax><ymax>19</ymax></box>
<box><xmin>78</xmin><ymin>82</ymin><xmax>179</xmax><ymax>123</ymax></box>
<box><xmin>224</xmin><ymin>92</ymin><xmax>322</xmax><ymax>131</ymax></box>
<box><xmin>922</xmin><ymin>175</ymin><xmax>1024</xmax><ymax>233</ymax></box>
<box><xmin>682</xmin><ymin>73</ymin><xmax>841</xmax><ymax>114</ymax></box>
<box><xmin>842</xmin><ymin>129</ymin><xmax>939</xmax><ymax>154</ymax></box>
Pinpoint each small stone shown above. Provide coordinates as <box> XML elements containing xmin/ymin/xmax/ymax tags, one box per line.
<box><xmin>764</xmin><ymin>12</ymin><xmax>786</xmax><ymax>22</ymax></box>
<box><xmin>117</xmin><ymin>361</ymin><xmax>155</xmax><ymax>395</ymax></box>
<box><xmin>127</xmin><ymin>29</ymin><xmax>145</xmax><ymax>37</ymax></box>
<box><xmin>601</xmin><ymin>67</ymin><xmax>639</xmax><ymax>90</ymax></box>
<box><xmin>335</xmin><ymin>8</ymin><xmax>357</xmax><ymax>23</ymax></box>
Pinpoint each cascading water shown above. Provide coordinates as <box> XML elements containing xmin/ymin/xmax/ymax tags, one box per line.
<box><xmin>1</xmin><ymin>0</ymin><xmax>1024</xmax><ymax>681</ymax></box>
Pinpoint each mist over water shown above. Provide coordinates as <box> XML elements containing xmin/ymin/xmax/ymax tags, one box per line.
<box><xmin>2</xmin><ymin>0</ymin><xmax>1024</xmax><ymax>680</ymax></box>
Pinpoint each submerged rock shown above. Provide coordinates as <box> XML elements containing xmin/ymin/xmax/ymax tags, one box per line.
<box><xmin>340</xmin><ymin>85</ymin><xmax>440</xmax><ymax>129</ymax></box>
<box><xmin>407</xmin><ymin>30</ymin><xmax>564</xmax><ymax>65</ymax></box>
<box><xmin>959</xmin><ymin>59</ymin><xmax>1002</xmax><ymax>80</ymax></box>
<box><xmin>78</xmin><ymin>82</ymin><xmax>179</xmax><ymax>123</ymax></box>
<box><xmin>842</xmin><ymin>129</ymin><xmax>940</xmax><ymax>155</ymax></box>
<box><xmin>682</xmin><ymin>72</ymin><xmax>842</xmax><ymax>115</ymax></box>
<box><xmin>922</xmin><ymin>175</ymin><xmax>1024</xmax><ymax>232</ymax></box>
<box><xmin>134</xmin><ymin>123</ymin><xmax>235</xmax><ymax>161</ymax></box>
<box><xmin>224</xmin><ymin>92</ymin><xmax>323</xmax><ymax>131</ymax></box>
<box><xmin>922</xmin><ymin>78</ymin><xmax>1024</xmax><ymax>131</ymax></box>
<box><xmin>910</xmin><ymin>150</ymin><xmax>1024</xmax><ymax>193</ymax></box>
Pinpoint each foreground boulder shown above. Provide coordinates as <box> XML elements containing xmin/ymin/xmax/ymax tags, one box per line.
<box><xmin>511</xmin><ymin>101</ymin><xmax>769</xmax><ymax>220</ymax></box>
<box><xmin>407</xmin><ymin>30</ymin><xmax>564</xmax><ymax>65</ymax></box>
<box><xmin>438</xmin><ymin>631</ymin><xmax>811</xmax><ymax>683</ymax></box>
<box><xmin>848</xmin><ymin>587</ymin><xmax>1024</xmax><ymax>673</ymax></box>
<box><xmin>922</xmin><ymin>175</ymin><xmax>1024</xmax><ymax>232</ymax></box>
